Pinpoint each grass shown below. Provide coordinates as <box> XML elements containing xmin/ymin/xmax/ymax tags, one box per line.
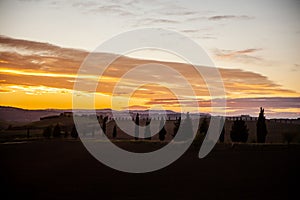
<box><xmin>0</xmin><ymin>129</ymin><xmax>44</xmax><ymax>143</ymax></box>
<box><xmin>1</xmin><ymin>139</ymin><xmax>299</xmax><ymax>200</ymax></box>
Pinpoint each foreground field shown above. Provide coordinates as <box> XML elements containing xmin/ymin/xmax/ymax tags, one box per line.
<box><xmin>0</xmin><ymin>140</ymin><xmax>299</xmax><ymax>200</ymax></box>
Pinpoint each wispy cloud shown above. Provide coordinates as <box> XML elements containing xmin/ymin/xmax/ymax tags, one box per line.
<box><xmin>122</xmin><ymin>105</ymin><xmax>150</xmax><ymax>110</ymax></box>
<box><xmin>89</xmin><ymin>5</ymin><xmax>134</xmax><ymax>16</ymax></box>
<box><xmin>208</xmin><ymin>15</ymin><xmax>254</xmax><ymax>21</ymax></box>
<box><xmin>0</xmin><ymin>35</ymin><xmax>88</xmax><ymax>61</ymax></box>
<box><xmin>213</xmin><ymin>48</ymin><xmax>265</xmax><ymax>64</ymax></box>
<box><xmin>71</xmin><ymin>0</ymin><xmax>136</xmax><ymax>16</ymax></box>
<box><xmin>155</xmin><ymin>2</ymin><xmax>200</xmax><ymax>17</ymax></box>
<box><xmin>181</xmin><ymin>29</ymin><xmax>201</xmax><ymax>33</ymax></box>
<box><xmin>291</xmin><ymin>64</ymin><xmax>300</xmax><ymax>72</ymax></box>
<box><xmin>161</xmin><ymin>10</ymin><xmax>198</xmax><ymax>16</ymax></box>
<box><xmin>186</xmin><ymin>15</ymin><xmax>253</xmax><ymax>23</ymax></box>
<box><xmin>145</xmin><ymin>97</ymin><xmax>300</xmax><ymax>117</ymax></box>
<box><xmin>133</xmin><ymin>18</ymin><xmax>180</xmax><ymax>27</ymax></box>
<box><xmin>214</xmin><ymin>48</ymin><xmax>262</xmax><ymax>57</ymax></box>
<box><xmin>142</xmin><ymin>18</ymin><xmax>179</xmax><ymax>24</ymax></box>
<box><xmin>147</xmin><ymin>97</ymin><xmax>300</xmax><ymax>108</ymax></box>
<box><xmin>180</xmin><ymin>27</ymin><xmax>216</xmax><ymax>39</ymax></box>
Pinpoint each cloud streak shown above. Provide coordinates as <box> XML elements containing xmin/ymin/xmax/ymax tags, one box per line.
<box><xmin>213</xmin><ymin>48</ymin><xmax>266</xmax><ymax>65</ymax></box>
<box><xmin>145</xmin><ymin>97</ymin><xmax>300</xmax><ymax>118</ymax></box>
<box><xmin>208</xmin><ymin>15</ymin><xmax>254</xmax><ymax>21</ymax></box>
<box><xmin>291</xmin><ymin>64</ymin><xmax>300</xmax><ymax>72</ymax></box>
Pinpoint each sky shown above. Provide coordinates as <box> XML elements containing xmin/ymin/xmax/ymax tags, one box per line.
<box><xmin>0</xmin><ymin>0</ymin><xmax>300</xmax><ymax>118</ymax></box>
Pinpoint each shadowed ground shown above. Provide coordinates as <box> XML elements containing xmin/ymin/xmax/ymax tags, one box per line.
<box><xmin>0</xmin><ymin>140</ymin><xmax>299</xmax><ymax>200</ymax></box>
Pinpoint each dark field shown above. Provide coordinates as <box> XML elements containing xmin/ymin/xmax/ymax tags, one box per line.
<box><xmin>1</xmin><ymin>140</ymin><xmax>299</xmax><ymax>200</ymax></box>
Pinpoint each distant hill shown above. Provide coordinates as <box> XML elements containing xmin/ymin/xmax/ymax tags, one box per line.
<box><xmin>0</xmin><ymin>106</ymin><xmax>186</xmax><ymax>123</ymax></box>
<box><xmin>0</xmin><ymin>106</ymin><xmax>62</xmax><ymax>122</ymax></box>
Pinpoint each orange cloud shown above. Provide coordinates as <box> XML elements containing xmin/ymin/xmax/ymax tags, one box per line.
<box><xmin>0</xmin><ymin>36</ymin><xmax>299</xmax><ymax>116</ymax></box>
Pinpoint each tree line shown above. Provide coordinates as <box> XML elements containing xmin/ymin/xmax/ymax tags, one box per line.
<box><xmin>42</xmin><ymin>107</ymin><xmax>268</xmax><ymax>143</ymax></box>
<box><xmin>43</xmin><ymin>124</ymin><xmax>78</xmax><ymax>139</ymax></box>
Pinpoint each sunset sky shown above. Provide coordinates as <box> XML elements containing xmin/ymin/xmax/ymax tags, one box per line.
<box><xmin>0</xmin><ymin>0</ymin><xmax>300</xmax><ymax>118</ymax></box>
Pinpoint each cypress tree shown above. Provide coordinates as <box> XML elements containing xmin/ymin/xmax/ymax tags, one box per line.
<box><xmin>145</xmin><ymin>118</ymin><xmax>151</xmax><ymax>140</ymax></box>
<box><xmin>102</xmin><ymin>116</ymin><xmax>108</xmax><ymax>134</ymax></box>
<box><xmin>134</xmin><ymin>113</ymin><xmax>139</xmax><ymax>140</ymax></box>
<box><xmin>219</xmin><ymin>124</ymin><xmax>225</xmax><ymax>143</ymax></box>
<box><xmin>172</xmin><ymin>117</ymin><xmax>181</xmax><ymax>138</ymax></box>
<box><xmin>158</xmin><ymin>118</ymin><xmax>167</xmax><ymax>141</ymax></box>
<box><xmin>71</xmin><ymin>125</ymin><xmax>78</xmax><ymax>139</ymax></box>
<box><xmin>112</xmin><ymin>125</ymin><xmax>117</xmax><ymax>139</ymax></box>
<box><xmin>53</xmin><ymin>123</ymin><xmax>61</xmax><ymax>137</ymax></box>
<box><xmin>175</xmin><ymin>113</ymin><xmax>193</xmax><ymax>141</ymax></box>
<box><xmin>256</xmin><ymin>107</ymin><xmax>268</xmax><ymax>143</ymax></box>
<box><xmin>199</xmin><ymin>117</ymin><xmax>209</xmax><ymax>135</ymax></box>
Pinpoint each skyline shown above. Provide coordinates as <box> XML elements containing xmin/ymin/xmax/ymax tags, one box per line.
<box><xmin>0</xmin><ymin>0</ymin><xmax>300</xmax><ymax>118</ymax></box>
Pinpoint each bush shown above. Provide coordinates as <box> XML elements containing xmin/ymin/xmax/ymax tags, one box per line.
<box><xmin>71</xmin><ymin>125</ymin><xmax>78</xmax><ymax>139</ymax></box>
<box><xmin>230</xmin><ymin>119</ymin><xmax>249</xmax><ymax>143</ymax></box>
<box><xmin>43</xmin><ymin>126</ymin><xmax>52</xmax><ymax>138</ymax></box>
<box><xmin>282</xmin><ymin>132</ymin><xmax>297</xmax><ymax>144</ymax></box>
<box><xmin>52</xmin><ymin>124</ymin><xmax>61</xmax><ymax>137</ymax></box>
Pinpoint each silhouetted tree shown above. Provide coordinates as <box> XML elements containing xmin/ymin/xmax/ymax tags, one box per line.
<box><xmin>256</xmin><ymin>107</ymin><xmax>268</xmax><ymax>143</ymax></box>
<box><xmin>172</xmin><ymin>117</ymin><xmax>181</xmax><ymax>138</ymax></box>
<box><xmin>112</xmin><ymin>125</ymin><xmax>117</xmax><ymax>139</ymax></box>
<box><xmin>102</xmin><ymin>116</ymin><xmax>108</xmax><ymax>134</ymax></box>
<box><xmin>71</xmin><ymin>125</ymin><xmax>78</xmax><ymax>139</ymax></box>
<box><xmin>52</xmin><ymin>123</ymin><xmax>61</xmax><ymax>137</ymax></box>
<box><xmin>183</xmin><ymin>112</ymin><xmax>193</xmax><ymax>140</ymax></box>
<box><xmin>64</xmin><ymin>128</ymin><xmax>69</xmax><ymax>138</ymax></box>
<box><xmin>175</xmin><ymin>113</ymin><xmax>193</xmax><ymax>141</ymax></box>
<box><xmin>199</xmin><ymin>117</ymin><xmax>209</xmax><ymax>135</ymax></box>
<box><xmin>134</xmin><ymin>113</ymin><xmax>139</xmax><ymax>140</ymax></box>
<box><xmin>43</xmin><ymin>125</ymin><xmax>52</xmax><ymax>138</ymax></box>
<box><xmin>230</xmin><ymin>119</ymin><xmax>248</xmax><ymax>142</ymax></box>
<box><xmin>219</xmin><ymin>124</ymin><xmax>225</xmax><ymax>143</ymax></box>
<box><xmin>7</xmin><ymin>124</ymin><xmax>12</xmax><ymax>130</ymax></box>
<box><xmin>282</xmin><ymin>131</ymin><xmax>296</xmax><ymax>145</ymax></box>
<box><xmin>145</xmin><ymin>118</ymin><xmax>151</xmax><ymax>140</ymax></box>
<box><xmin>158</xmin><ymin>118</ymin><xmax>167</xmax><ymax>141</ymax></box>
